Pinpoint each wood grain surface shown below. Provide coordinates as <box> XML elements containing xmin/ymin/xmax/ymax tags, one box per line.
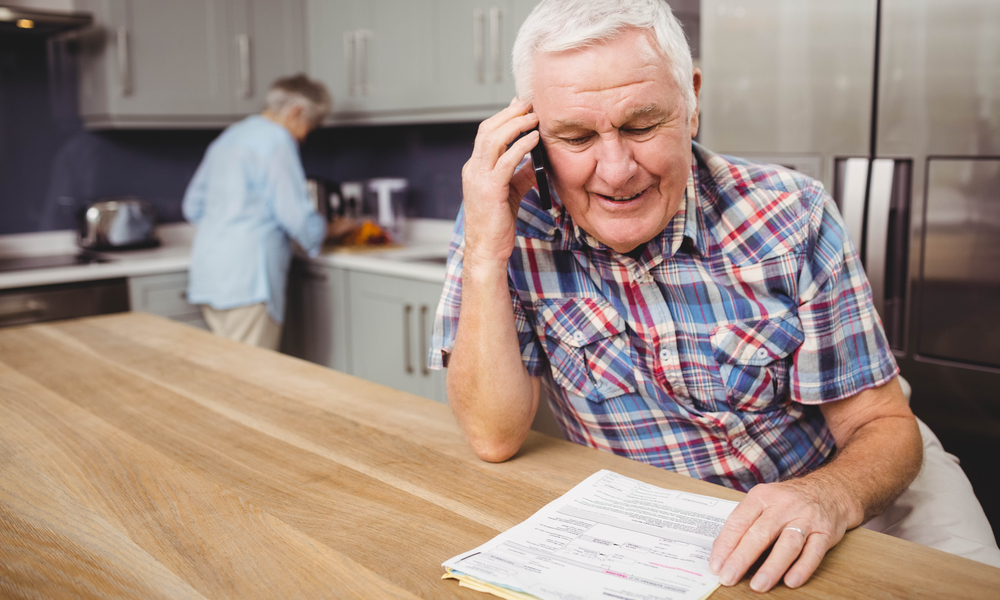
<box><xmin>1</xmin><ymin>313</ymin><xmax>998</xmax><ymax>599</ymax></box>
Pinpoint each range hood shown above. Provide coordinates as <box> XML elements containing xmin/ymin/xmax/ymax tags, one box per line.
<box><xmin>0</xmin><ymin>5</ymin><xmax>92</xmax><ymax>35</ymax></box>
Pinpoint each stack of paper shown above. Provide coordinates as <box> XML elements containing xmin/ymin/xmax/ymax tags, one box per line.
<box><xmin>443</xmin><ymin>470</ymin><xmax>738</xmax><ymax>600</ymax></box>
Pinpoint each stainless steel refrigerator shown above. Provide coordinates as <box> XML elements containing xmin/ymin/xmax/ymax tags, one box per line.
<box><xmin>700</xmin><ymin>0</ymin><xmax>1000</xmax><ymax>532</ymax></box>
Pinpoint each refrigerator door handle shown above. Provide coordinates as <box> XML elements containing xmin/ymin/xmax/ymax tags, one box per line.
<box><xmin>840</xmin><ymin>158</ymin><xmax>870</xmax><ymax>254</ymax></box>
<box><xmin>865</xmin><ymin>159</ymin><xmax>896</xmax><ymax>319</ymax></box>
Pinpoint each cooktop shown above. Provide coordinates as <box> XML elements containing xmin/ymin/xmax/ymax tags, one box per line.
<box><xmin>0</xmin><ymin>252</ymin><xmax>109</xmax><ymax>273</ymax></box>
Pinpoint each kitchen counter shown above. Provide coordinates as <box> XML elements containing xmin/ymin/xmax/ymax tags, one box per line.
<box><xmin>0</xmin><ymin>219</ymin><xmax>453</xmax><ymax>291</ymax></box>
<box><xmin>0</xmin><ymin>223</ymin><xmax>195</xmax><ymax>291</ymax></box>
<box><xmin>2</xmin><ymin>312</ymin><xmax>998</xmax><ymax>599</ymax></box>
<box><xmin>306</xmin><ymin>218</ymin><xmax>453</xmax><ymax>283</ymax></box>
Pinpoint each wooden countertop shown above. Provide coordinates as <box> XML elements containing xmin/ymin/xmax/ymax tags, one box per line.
<box><xmin>1</xmin><ymin>313</ymin><xmax>997</xmax><ymax>599</ymax></box>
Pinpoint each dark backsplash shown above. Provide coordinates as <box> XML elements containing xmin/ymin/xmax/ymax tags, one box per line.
<box><xmin>0</xmin><ymin>35</ymin><xmax>473</xmax><ymax>235</ymax></box>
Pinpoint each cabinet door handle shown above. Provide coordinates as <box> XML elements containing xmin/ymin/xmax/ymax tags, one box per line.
<box><xmin>344</xmin><ymin>30</ymin><xmax>355</xmax><ymax>96</ymax></box>
<box><xmin>237</xmin><ymin>34</ymin><xmax>251</xmax><ymax>99</ymax></box>
<box><xmin>420</xmin><ymin>304</ymin><xmax>430</xmax><ymax>376</ymax></box>
<box><xmin>357</xmin><ymin>30</ymin><xmax>369</xmax><ymax>96</ymax></box>
<box><xmin>473</xmin><ymin>8</ymin><xmax>485</xmax><ymax>84</ymax></box>
<box><xmin>490</xmin><ymin>6</ymin><xmax>502</xmax><ymax>83</ymax></box>
<box><xmin>116</xmin><ymin>26</ymin><xmax>131</xmax><ymax>96</ymax></box>
<box><xmin>403</xmin><ymin>304</ymin><xmax>414</xmax><ymax>374</ymax></box>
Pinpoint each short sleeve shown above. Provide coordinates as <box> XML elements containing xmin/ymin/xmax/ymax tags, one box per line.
<box><xmin>789</xmin><ymin>186</ymin><xmax>899</xmax><ymax>403</ymax></box>
<box><xmin>428</xmin><ymin>207</ymin><xmax>545</xmax><ymax>376</ymax></box>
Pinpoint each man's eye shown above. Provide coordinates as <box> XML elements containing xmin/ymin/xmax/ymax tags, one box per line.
<box><xmin>564</xmin><ymin>135</ymin><xmax>593</xmax><ymax>145</ymax></box>
<box><xmin>625</xmin><ymin>126</ymin><xmax>655</xmax><ymax>136</ymax></box>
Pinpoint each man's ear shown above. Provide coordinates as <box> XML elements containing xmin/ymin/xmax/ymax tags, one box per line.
<box><xmin>690</xmin><ymin>68</ymin><xmax>702</xmax><ymax>138</ymax></box>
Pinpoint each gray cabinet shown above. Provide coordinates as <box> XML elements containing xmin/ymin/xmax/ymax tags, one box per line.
<box><xmin>281</xmin><ymin>260</ymin><xmax>351</xmax><ymax>373</ymax></box>
<box><xmin>127</xmin><ymin>271</ymin><xmax>208</xmax><ymax>330</ymax></box>
<box><xmin>428</xmin><ymin>0</ymin><xmax>536</xmax><ymax>109</ymax></box>
<box><xmin>76</xmin><ymin>0</ymin><xmax>305</xmax><ymax>128</ymax></box>
<box><xmin>347</xmin><ymin>271</ymin><xmax>447</xmax><ymax>404</ymax></box>
<box><xmin>232</xmin><ymin>0</ymin><xmax>307</xmax><ymax>116</ymax></box>
<box><xmin>306</xmin><ymin>0</ymin><xmax>540</xmax><ymax>124</ymax></box>
<box><xmin>306</xmin><ymin>0</ymin><xmax>434</xmax><ymax>119</ymax></box>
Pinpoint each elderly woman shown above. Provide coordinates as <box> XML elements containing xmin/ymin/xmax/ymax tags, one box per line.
<box><xmin>183</xmin><ymin>74</ymin><xmax>331</xmax><ymax>349</ymax></box>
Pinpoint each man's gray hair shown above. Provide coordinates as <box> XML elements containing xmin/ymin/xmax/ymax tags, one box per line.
<box><xmin>511</xmin><ymin>0</ymin><xmax>695</xmax><ymax>115</ymax></box>
<box><xmin>266</xmin><ymin>73</ymin><xmax>332</xmax><ymax>126</ymax></box>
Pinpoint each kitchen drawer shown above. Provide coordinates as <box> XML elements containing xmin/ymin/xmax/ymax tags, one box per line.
<box><xmin>128</xmin><ymin>272</ymin><xmax>207</xmax><ymax>327</ymax></box>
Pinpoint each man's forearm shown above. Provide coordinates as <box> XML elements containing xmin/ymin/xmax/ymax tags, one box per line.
<box><xmin>812</xmin><ymin>388</ymin><xmax>923</xmax><ymax>528</ymax></box>
<box><xmin>447</xmin><ymin>257</ymin><xmax>539</xmax><ymax>462</ymax></box>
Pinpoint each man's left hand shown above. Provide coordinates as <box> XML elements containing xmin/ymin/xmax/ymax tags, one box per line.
<box><xmin>708</xmin><ymin>377</ymin><xmax>921</xmax><ymax>592</ymax></box>
<box><xmin>708</xmin><ymin>475</ymin><xmax>854</xmax><ymax>592</ymax></box>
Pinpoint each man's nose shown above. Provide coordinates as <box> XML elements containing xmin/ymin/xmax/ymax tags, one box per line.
<box><xmin>594</xmin><ymin>134</ymin><xmax>637</xmax><ymax>190</ymax></box>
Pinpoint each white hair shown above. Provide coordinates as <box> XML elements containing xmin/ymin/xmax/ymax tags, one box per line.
<box><xmin>511</xmin><ymin>0</ymin><xmax>696</xmax><ymax>115</ymax></box>
<box><xmin>265</xmin><ymin>74</ymin><xmax>332</xmax><ymax>126</ymax></box>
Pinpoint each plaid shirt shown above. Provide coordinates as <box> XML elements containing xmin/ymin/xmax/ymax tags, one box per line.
<box><xmin>429</xmin><ymin>142</ymin><xmax>897</xmax><ymax>492</ymax></box>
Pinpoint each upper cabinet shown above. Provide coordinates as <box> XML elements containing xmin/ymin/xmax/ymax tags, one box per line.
<box><xmin>73</xmin><ymin>0</ymin><xmax>543</xmax><ymax>127</ymax></box>
<box><xmin>427</xmin><ymin>0</ymin><xmax>519</xmax><ymax>110</ymax></box>
<box><xmin>306</xmin><ymin>0</ymin><xmax>540</xmax><ymax>125</ymax></box>
<box><xmin>231</xmin><ymin>0</ymin><xmax>306</xmax><ymax>116</ymax></box>
<box><xmin>306</xmin><ymin>0</ymin><xmax>434</xmax><ymax>118</ymax></box>
<box><xmin>75</xmin><ymin>0</ymin><xmax>305</xmax><ymax>128</ymax></box>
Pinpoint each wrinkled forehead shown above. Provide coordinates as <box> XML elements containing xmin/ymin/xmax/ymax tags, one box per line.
<box><xmin>531</xmin><ymin>30</ymin><xmax>682</xmax><ymax>126</ymax></box>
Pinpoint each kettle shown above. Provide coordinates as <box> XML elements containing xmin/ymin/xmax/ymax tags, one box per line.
<box><xmin>77</xmin><ymin>197</ymin><xmax>159</xmax><ymax>250</ymax></box>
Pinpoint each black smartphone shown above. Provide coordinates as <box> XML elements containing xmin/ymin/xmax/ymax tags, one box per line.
<box><xmin>529</xmin><ymin>130</ymin><xmax>552</xmax><ymax>210</ymax></box>
<box><xmin>511</xmin><ymin>128</ymin><xmax>552</xmax><ymax>210</ymax></box>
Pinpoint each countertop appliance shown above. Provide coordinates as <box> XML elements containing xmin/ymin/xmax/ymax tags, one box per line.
<box><xmin>78</xmin><ymin>197</ymin><xmax>159</xmax><ymax>251</ymax></box>
<box><xmin>701</xmin><ymin>0</ymin><xmax>1000</xmax><ymax>533</ymax></box>
<box><xmin>366</xmin><ymin>178</ymin><xmax>409</xmax><ymax>242</ymax></box>
<box><xmin>306</xmin><ymin>177</ymin><xmax>337</xmax><ymax>222</ymax></box>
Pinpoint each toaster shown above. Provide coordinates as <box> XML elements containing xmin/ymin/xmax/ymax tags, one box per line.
<box><xmin>77</xmin><ymin>197</ymin><xmax>159</xmax><ymax>250</ymax></box>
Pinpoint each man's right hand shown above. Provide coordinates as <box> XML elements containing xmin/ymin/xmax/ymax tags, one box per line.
<box><xmin>447</xmin><ymin>99</ymin><xmax>543</xmax><ymax>463</ymax></box>
<box><xmin>460</xmin><ymin>98</ymin><xmax>540</xmax><ymax>269</ymax></box>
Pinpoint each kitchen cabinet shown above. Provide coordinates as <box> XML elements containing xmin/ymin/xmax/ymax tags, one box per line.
<box><xmin>281</xmin><ymin>260</ymin><xmax>351</xmax><ymax>374</ymax></box>
<box><xmin>127</xmin><ymin>271</ymin><xmax>208</xmax><ymax>331</ymax></box>
<box><xmin>306</xmin><ymin>0</ymin><xmax>434</xmax><ymax>119</ymax></box>
<box><xmin>427</xmin><ymin>0</ymin><xmax>537</xmax><ymax>109</ymax></box>
<box><xmin>75</xmin><ymin>0</ymin><xmax>304</xmax><ymax>128</ymax></box>
<box><xmin>231</xmin><ymin>0</ymin><xmax>307</xmax><ymax>117</ymax></box>
<box><xmin>347</xmin><ymin>270</ymin><xmax>447</xmax><ymax>404</ymax></box>
<box><xmin>305</xmin><ymin>0</ymin><xmax>540</xmax><ymax>124</ymax></box>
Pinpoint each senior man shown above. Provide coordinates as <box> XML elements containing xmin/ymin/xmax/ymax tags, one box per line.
<box><xmin>430</xmin><ymin>0</ymin><xmax>999</xmax><ymax>592</ymax></box>
<box><xmin>184</xmin><ymin>74</ymin><xmax>331</xmax><ymax>350</ymax></box>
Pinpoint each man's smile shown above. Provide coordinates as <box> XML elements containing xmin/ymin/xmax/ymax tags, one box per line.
<box><xmin>592</xmin><ymin>186</ymin><xmax>652</xmax><ymax>206</ymax></box>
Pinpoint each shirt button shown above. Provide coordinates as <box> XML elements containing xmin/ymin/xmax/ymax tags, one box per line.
<box><xmin>659</xmin><ymin>348</ymin><xmax>672</xmax><ymax>363</ymax></box>
<box><xmin>755</xmin><ymin>348</ymin><xmax>769</xmax><ymax>359</ymax></box>
<box><xmin>572</xmin><ymin>331</ymin><xmax>587</xmax><ymax>344</ymax></box>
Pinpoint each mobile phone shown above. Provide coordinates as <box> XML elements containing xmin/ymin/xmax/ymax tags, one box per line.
<box><xmin>511</xmin><ymin>127</ymin><xmax>552</xmax><ymax>210</ymax></box>
<box><xmin>529</xmin><ymin>130</ymin><xmax>552</xmax><ymax>210</ymax></box>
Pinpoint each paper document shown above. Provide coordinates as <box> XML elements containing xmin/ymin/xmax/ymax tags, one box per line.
<box><xmin>443</xmin><ymin>470</ymin><xmax>738</xmax><ymax>600</ymax></box>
